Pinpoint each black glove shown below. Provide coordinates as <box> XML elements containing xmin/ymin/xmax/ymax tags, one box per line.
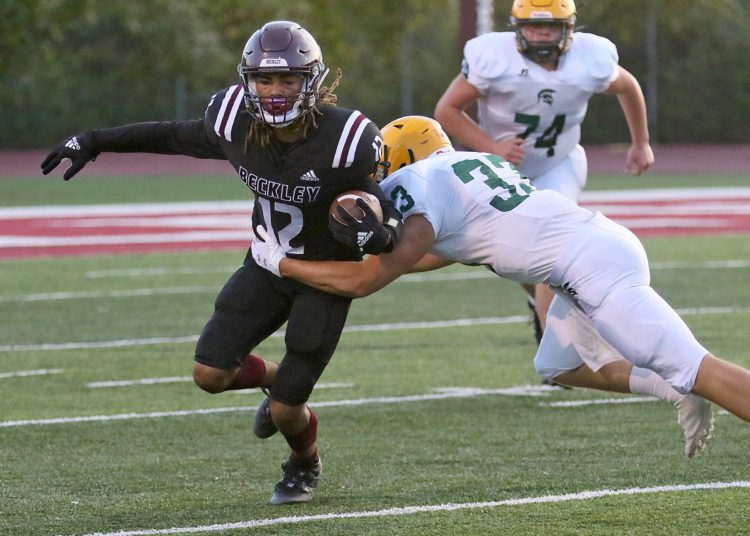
<box><xmin>380</xmin><ymin>198</ymin><xmax>404</xmax><ymax>251</ymax></box>
<box><xmin>41</xmin><ymin>131</ymin><xmax>100</xmax><ymax>180</ymax></box>
<box><xmin>329</xmin><ymin>198</ymin><xmax>403</xmax><ymax>255</ymax></box>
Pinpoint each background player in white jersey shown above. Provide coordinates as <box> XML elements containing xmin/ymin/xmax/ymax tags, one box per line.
<box><xmin>434</xmin><ymin>0</ymin><xmax>655</xmax><ymax>343</ymax></box>
<box><xmin>251</xmin><ymin>116</ymin><xmax>750</xmax><ymax>459</ymax></box>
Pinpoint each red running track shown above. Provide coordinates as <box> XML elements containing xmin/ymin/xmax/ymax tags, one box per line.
<box><xmin>1</xmin><ymin>189</ymin><xmax>749</xmax><ymax>260</ymax></box>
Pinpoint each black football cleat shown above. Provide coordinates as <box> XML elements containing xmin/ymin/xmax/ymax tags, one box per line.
<box><xmin>268</xmin><ymin>457</ymin><xmax>322</xmax><ymax>505</ymax></box>
<box><xmin>253</xmin><ymin>391</ymin><xmax>278</xmax><ymax>439</ymax></box>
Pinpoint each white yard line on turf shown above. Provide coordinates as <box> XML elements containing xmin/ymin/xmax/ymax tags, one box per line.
<box><xmin>543</xmin><ymin>396</ymin><xmax>658</xmax><ymax>407</ymax></box>
<box><xmin>0</xmin><ymin>384</ymin><xmax>730</xmax><ymax>429</ymax></box>
<box><xmin>0</xmin><ymin>286</ymin><xmax>219</xmax><ymax>303</ymax></box>
<box><xmin>86</xmin><ymin>376</ymin><xmax>194</xmax><ymax>387</ymax></box>
<box><xmin>0</xmin><ymin>335</ymin><xmax>200</xmax><ymax>352</ymax></box>
<box><xmin>0</xmin><ymin>274</ymin><xmax>497</xmax><ymax>302</ymax></box>
<box><xmin>543</xmin><ymin>397</ymin><xmax>730</xmax><ymax>415</ymax></box>
<box><xmin>85</xmin><ymin>266</ymin><xmax>242</xmax><ymax>278</ymax></box>
<box><xmin>74</xmin><ymin>481</ymin><xmax>750</xmax><ymax>536</ymax></box>
<box><xmin>82</xmin><ymin>259</ymin><xmax>750</xmax><ymax>279</ymax></box>
<box><xmin>650</xmin><ymin>259</ymin><xmax>750</xmax><ymax>270</ymax></box>
<box><xmin>86</xmin><ymin>376</ymin><xmax>353</xmax><ymax>390</ymax></box>
<box><xmin>0</xmin><ymin>315</ymin><xmax>527</xmax><ymax>352</ymax></box>
<box><xmin>0</xmin><ymin>386</ymin><xmax>556</xmax><ymax>428</ymax></box>
<box><xmin>0</xmin><ymin>260</ymin><xmax>745</xmax><ymax>303</ymax></box>
<box><xmin>0</xmin><ymin>368</ymin><xmax>62</xmax><ymax>379</ymax></box>
<box><xmin>2</xmin><ymin>305</ymin><xmax>749</xmax><ymax>353</ymax></box>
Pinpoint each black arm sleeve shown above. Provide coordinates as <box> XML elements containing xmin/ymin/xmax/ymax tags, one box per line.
<box><xmin>90</xmin><ymin>120</ymin><xmax>225</xmax><ymax>160</ymax></box>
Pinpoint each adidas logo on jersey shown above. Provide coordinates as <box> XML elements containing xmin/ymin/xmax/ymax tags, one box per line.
<box><xmin>356</xmin><ymin>231</ymin><xmax>373</xmax><ymax>247</ymax></box>
<box><xmin>65</xmin><ymin>137</ymin><xmax>81</xmax><ymax>150</ymax></box>
<box><xmin>300</xmin><ymin>170</ymin><xmax>319</xmax><ymax>182</ymax></box>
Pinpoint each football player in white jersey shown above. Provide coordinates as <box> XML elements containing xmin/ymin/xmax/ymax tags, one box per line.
<box><xmin>434</xmin><ymin>0</ymin><xmax>655</xmax><ymax>344</ymax></box>
<box><xmin>252</xmin><ymin>116</ymin><xmax>750</xmax><ymax>459</ymax></box>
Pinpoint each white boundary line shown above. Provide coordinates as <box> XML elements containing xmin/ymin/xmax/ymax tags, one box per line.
<box><xmin>0</xmin><ymin>316</ymin><xmax>528</xmax><ymax>352</ymax></box>
<box><xmin>0</xmin><ymin>259</ymin><xmax>746</xmax><ymax>302</ymax></box>
<box><xmin>80</xmin><ymin>259</ymin><xmax>750</xmax><ymax>279</ymax></box>
<box><xmin>76</xmin><ymin>481</ymin><xmax>750</xmax><ymax>536</ymax></box>
<box><xmin>0</xmin><ymin>368</ymin><xmax>62</xmax><ymax>379</ymax></box>
<box><xmin>543</xmin><ymin>396</ymin><xmax>658</xmax><ymax>407</ymax></box>
<box><xmin>86</xmin><ymin>376</ymin><xmax>353</xmax><ymax>390</ymax></box>
<box><xmin>0</xmin><ymin>384</ymin><xmax>728</xmax><ymax>429</ymax></box>
<box><xmin>0</xmin><ymin>286</ymin><xmax>219</xmax><ymax>303</ymax></box>
<box><xmin>543</xmin><ymin>397</ymin><xmax>731</xmax><ymax>415</ymax></box>
<box><xmin>86</xmin><ymin>376</ymin><xmax>194</xmax><ymax>388</ymax></box>
<box><xmin>0</xmin><ymin>386</ymin><xmax>555</xmax><ymax>428</ymax></box>
<box><xmin>2</xmin><ymin>306</ymin><xmax>749</xmax><ymax>353</ymax></box>
<box><xmin>85</xmin><ymin>266</ymin><xmax>241</xmax><ymax>278</ymax></box>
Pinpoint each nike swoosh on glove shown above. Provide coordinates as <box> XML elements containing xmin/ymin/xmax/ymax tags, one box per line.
<box><xmin>41</xmin><ymin>131</ymin><xmax>100</xmax><ymax>181</ymax></box>
<box><xmin>251</xmin><ymin>225</ymin><xmax>286</xmax><ymax>277</ymax></box>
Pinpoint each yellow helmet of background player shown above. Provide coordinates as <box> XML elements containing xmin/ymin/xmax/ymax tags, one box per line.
<box><xmin>510</xmin><ymin>0</ymin><xmax>576</xmax><ymax>63</ymax></box>
<box><xmin>376</xmin><ymin>116</ymin><xmax>454</xmax><ymax>181</ymax></box>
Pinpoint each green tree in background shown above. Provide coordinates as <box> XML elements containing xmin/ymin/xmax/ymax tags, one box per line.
<box><xmin>572</xmin><ymin>0</ymin><xmax>750</xmax><ymax>143</ymax></box>
<box><xmin>1</xmin><ymin>0</ymin><xmax>748</xmax><ymax>147</ymax></box>
<box><xmin>3</xmin><ymin>1</ymin><xmax>222</xmax><ymax>144</ymax></box>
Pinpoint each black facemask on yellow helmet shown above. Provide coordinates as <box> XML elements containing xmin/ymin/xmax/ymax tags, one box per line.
<box><xmin>510</xmin><ymin>0</ymin><xmax>576</xmax><ymax>64</ymax></box>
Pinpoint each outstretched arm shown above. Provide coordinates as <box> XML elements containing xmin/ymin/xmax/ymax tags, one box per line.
<box><xmin>604</xmin><ymin>66</ymin><xmax>654</xmax><ymax>176</ymax></box>
<box><xmin>279</xmin><ymin>215</ymin><xmax>436</xmax><ymax>298</ymax></box>
<box><xmin>41</xmin><ymin>120</ymin><xmax>223</xmax><ymax>180</ymax></box>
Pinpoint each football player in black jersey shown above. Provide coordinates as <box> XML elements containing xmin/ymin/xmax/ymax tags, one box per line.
<box><xmin>41</xmin><ymin>20</ymin><xmax>403</xmax><ymax>506</ymax></box>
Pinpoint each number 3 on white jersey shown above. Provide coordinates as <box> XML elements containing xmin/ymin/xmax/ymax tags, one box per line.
<box><xmin>452</xmin><ymin>154</ymin><xmax>533</xmax><ymax>212</ymax></box>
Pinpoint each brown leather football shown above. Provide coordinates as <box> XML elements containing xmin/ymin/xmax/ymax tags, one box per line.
<box><xmin>329</xmin><ymin>190</ymin><xmax>383</xmax><ymax>225</ymax></box>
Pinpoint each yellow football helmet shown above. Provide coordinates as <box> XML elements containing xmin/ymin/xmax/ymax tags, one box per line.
<box><xmin>510</xmin><ymin>0</ymin><xmax>576</xmax><ymax>63</ymax></box>
<box><xmin>376</xmin><ymin>116</ymin><xmax>453</xmax><ymax>181</ymax></box>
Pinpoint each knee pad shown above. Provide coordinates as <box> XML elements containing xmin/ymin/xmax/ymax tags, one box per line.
<box><xmin>270</xmin><ymin>355</ymin><xmax>326</xmax><ymax>406</ymax></box>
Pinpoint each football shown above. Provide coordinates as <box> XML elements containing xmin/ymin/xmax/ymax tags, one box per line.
<box><xmin>329</xmin><ymin>190</ymin><xmax>383</xmax><ymax>225</ymax></box>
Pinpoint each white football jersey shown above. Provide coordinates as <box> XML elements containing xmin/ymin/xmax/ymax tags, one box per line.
<box><xmin>463</xmin><ymin>32</ymin><xmax>619</xmax><ymax>178</ymax></box>
<box><xmin>380</xmin><ymin>151</ymin><xmax>593</xmax><ymax>283</ymax></box>
<box><xmin>380</xmin><ymin>152</ymin><xmax>708</xmax><ymax>394</ymax></box>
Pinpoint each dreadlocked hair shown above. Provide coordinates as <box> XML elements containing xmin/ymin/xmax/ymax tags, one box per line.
<box><xmin>244</xmin><ymin>68</ymin><xmax>342</xmax><ymax>149</ymax></box>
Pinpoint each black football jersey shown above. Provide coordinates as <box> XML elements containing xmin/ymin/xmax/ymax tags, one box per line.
<box><xmin>90</xmin><ymin>84</ymin><xmax>385</xmax><ymax>261</ymax></box>
<box><xmin>203</xmin><ymin>85</ymin><xmax>384</xmax><ymax>261</ymax></box>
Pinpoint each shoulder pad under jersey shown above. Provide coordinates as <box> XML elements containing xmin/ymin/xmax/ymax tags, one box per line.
<box><xmin>204</xmin><ymin>85</ymin><xmax>245</xmax><ymax>142</ymax></box>
<box><xmin>328</xmin><ymin>108</ymin><xmax>381</xmax><ymax>172</ymax></box>
<box><xmin>463</xmin><ymin>32</ymin><xmax>516</xmax><ymax>81</ymax></box>
<box><xmin>568</xmin><ymin>33</ymin><xmax>619</xmax><ymax>89</ymax></box>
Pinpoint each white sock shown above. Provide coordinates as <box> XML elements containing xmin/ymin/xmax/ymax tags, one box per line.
<box><xmin>628</xmin><ymin>367</ymin><xmax>682</xmax><ymax>404</ymax></box>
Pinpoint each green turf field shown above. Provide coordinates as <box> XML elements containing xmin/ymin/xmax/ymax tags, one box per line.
<box><xmin>1</xmin><ymin>173</ymin><xmax>749</xmax><ymax>535</ymax></box>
